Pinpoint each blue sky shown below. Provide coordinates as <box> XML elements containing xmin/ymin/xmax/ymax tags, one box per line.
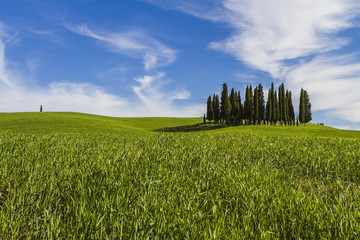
<box><xmin>1</xmin><ymin>0</ymin><xmax>360</xmax><ymax>129</ymax></box>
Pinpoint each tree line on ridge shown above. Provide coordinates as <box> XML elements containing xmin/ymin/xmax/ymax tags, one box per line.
<box><xmin>206</xmin><ymin>83</ymin><xmax>311</xmax><ymax>126</ymax></box>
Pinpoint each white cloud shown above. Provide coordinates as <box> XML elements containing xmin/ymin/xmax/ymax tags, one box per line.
<box><xmin>286</xmin><ymin>54</ymin><xmax>360</xmax><ymax>123</ymax></box>
<box><xmin>150</xmin><ymin>0</ymin><xmax>360</xmax><ymax>127</ymax></box>
<box><xmin>142</xmin><ymin>0</ymin><xmax>226</xmax><ymax>22</ymax></box>
<box><xmin>0</xmin><ymin>25</ymin><xmax>203</xmax><ymax>117</ymax></box>
<box><xmin>209</xmin><ymin>0</ymin><xmax>360</xmax><ymax>78</ymax></box>
<box><xmin>67</xmin><ymin>24</ymin><xmax>177</xmax><ymax>71</ymax></box>
<box><xmin>131</xmin><ymin>73</ymin><xmax>203</xmax><ymax>117</ymax></box>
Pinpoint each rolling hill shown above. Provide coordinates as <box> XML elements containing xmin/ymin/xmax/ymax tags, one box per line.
<box><xmin>0</xmin><ymin>112</ymin><xmax>359</xmax><ymax>239</ymax></box>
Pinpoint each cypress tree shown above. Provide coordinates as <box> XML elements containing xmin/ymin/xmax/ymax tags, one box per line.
<box><xmin>299</xmin><ymin>88</ymin><xmax>305</xmax><ymax>124</ymax></box>
<box><xmin>249</xmin><ymin>85</ymin><xmax>254</xmax><ymax>124</ymax></box>
<box><xmin>221</xmin><ymin>83</ymin><xmax>231</xmax><ymax>123</ymax></box>
<box><xmin>271</xmin><ymin>83</ymin><xmax>276</xmax><ymax>125</ymax></box>
<box><xmin>304</xmin><ymin>90</ymin><xmax>312</xmax><ymax>123</ymax></box>
<box><xmin>254</xmin><ymin>87</ymin><xmax>259</xmax><ymax>124</ymax></box>
<box><xmin>244</xmin><ymin>86</ymin><xmax>250</xmax><ymax>124</ymax></box>
<box><xmin>238</xmin><ymin>91</ymin><xmax>243</xmax><ymax>124</ymax></box>
<box><xmin>278</xmin><ymin>85</ymin><xmax>283</xmax><ymax>124</ymax></box>
<box><xmin>213</xmin><ymin>94</ymin><xmax>220</xmax><ymax>123</ymax></box>
<box><xmin>206</xmin><ymin>95</ymin><xmax>214</xmax><ymax>122</ymax></box>
<box><xmin>233</xmin><ymin>90</ymin><xmax>240</xmax><ymax>124</ymax></box>
<box><xmin>258</xmin><ymin>84</ymin><xmax>265</xmax><ymax>124</ymax></box>
<box><xmin>274</xmin><ymin>90</ymin><xmax>279</xmax><ymax>125</ymax></box>
<box><xmin>278</xmin><ymin>83</ymin><xmax>288</xmax><ymax>125</ymax></box>
<box><xmin>286</xmin><ymin>90</ymin><xmax>295</xmax><ymax>126</ymax></box>
<box><xmin>40</xmin><ymin>105</ymin><xmax>43</xmax><ymax>112</ymax></box>
<box><xmin>265</xmin><ymin>89</ymin><xmax>272</xmax><ymax>125</ymax></box>
<box><xmin>229</xmin><ymin>88</ymin><xmax>237</xmax><ymax>123</ymax></box>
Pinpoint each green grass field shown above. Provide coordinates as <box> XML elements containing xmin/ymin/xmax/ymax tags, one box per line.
<box><xmin>0</xmin><ymin>112</ymin><xmax>359</xmax><ymax>239</ymax></box>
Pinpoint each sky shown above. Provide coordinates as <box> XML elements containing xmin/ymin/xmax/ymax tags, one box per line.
<box><xmin>1</xmin><ymin>0</ymin><xmax>360</xmax><ymax>130</ymax></box>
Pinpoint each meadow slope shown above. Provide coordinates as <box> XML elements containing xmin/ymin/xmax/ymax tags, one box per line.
<box><xmin>0</xmin><ymin>112</ymin><xmax>359</xmax><ymax>239</ymax></box>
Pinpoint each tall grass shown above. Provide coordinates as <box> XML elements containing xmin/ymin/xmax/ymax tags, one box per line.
<box><xmin>0</xmin><ymin>130</ymin><xmax>359</xmax><ymax>239</ymax></box>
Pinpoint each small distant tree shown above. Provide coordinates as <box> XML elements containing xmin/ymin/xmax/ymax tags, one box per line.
<box><xmin>40</xmin><ymin>105</ymin><xmax>43</xmax><ymax>112</ymax></box>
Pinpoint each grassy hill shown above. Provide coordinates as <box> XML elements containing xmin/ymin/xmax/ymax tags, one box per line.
<box><xmin>0</xmin><ymin>112</ymin><xmax>359</xmax><ymax>239</ymax></box>
<box><xmin>0</xmin><ymin>112</ymin><xmax>359</xmax><ymax>138</ymax></box>
<box><xmin>0</xmin><ymin>112</ymin><xmax>203</xmax><ymax>134</ymax></box>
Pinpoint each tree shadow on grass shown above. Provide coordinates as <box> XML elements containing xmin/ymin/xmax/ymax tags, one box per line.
<box><xmin>154</xmin><ymin>123</ymin><xmax>229</xmax><ymax>132</ymax></box>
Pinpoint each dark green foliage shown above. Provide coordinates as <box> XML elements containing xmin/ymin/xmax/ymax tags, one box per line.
<box><xmin>299</xmin><ymin>88</ymin><xmax>305</xmax><ymax>124</ymax></box>
<box><xmin>207</xmin><ymin>82</ymin><xmax>306</xmax><ymax>127</ymax></box>
<box><xmin>287</xmin><ymin>91</ymin><xmax>295</xmax><ymax>125</ymax></box>
<box><xmin>221</xmin><ymin>83</ymin><xmax>231</xmax><ymax>123</ymax></box>
<box><xmin>40</xmin><ymin>105</ymin><xmax>43</xmax><ymax>112</ymax></box>
<box><xmin>271</xmin><ymin>83</ymin><xmax>276</xmax><ymax>125</ymax></box>
<box><xmin>213</xmin><ymin>94</ymin><xmax>220</xmax><ymax>123</ymax></box>
<box><xmin>229</xmin><ymin>88</ymin><xmax>239</xmax><ymax>123</ymax></box>
<box><xmin>274</xmin><ymin>91</ymin><xmax>279</xmax><ymax>125</ymax></box>
<box><xmin>254</xmin><ymin>87</ymin><xmax>259</xmax><ymax>124</ymax></box>
<box><xmin>206</xmin><ymin>96</ymin><xmax>214</xmax><ymax>122</ymax></box>
<box><xmin>266</xmin><ymin>89</ymin><xmax>272</xmax><ymax>124</ymax></box>
<box><xmin>257</xmin><ymin>84</ymin><xmax>265</xmax><ymax>124</ymax></box>
<box><xmin>278</xmin><ymin>83</ymin><xmax>288</xmax><ymax>125</ymax></box>
<box><xmin>304</xmin><ymin>90</ymin><xmax>312</xmax><ymax>123</ymax></box>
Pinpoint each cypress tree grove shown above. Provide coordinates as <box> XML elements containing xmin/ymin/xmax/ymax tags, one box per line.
<box><xmin>221</xmin><ymin>83</ymin><xmax>231</xmax><ymax>123</ymax></box>
<box><xmin>304</xmin><ymin>90</ymin><xmax>312</xmax><ymax>123</ymax></box>
<box><xmin>206</xmin><ymin>95</ymin><xmax>214</xmax><ymax>122</ymax></box>
<box><xmin>206</xmin><ymin>82</ymin><xmax>311</xmax><ymax>127</ymax></box>
<box><xmin>213</xmin><ymin>94</ymin><xmax>220</xmax><ymax>123</ymax></box>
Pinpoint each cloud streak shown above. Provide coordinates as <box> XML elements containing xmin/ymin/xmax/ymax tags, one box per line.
<box><xmin>67</xmin><ymin>24</ymin><xmax>177</xmax><ymax>71</ymax></box>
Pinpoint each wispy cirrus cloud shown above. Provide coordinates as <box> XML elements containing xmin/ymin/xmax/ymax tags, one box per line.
<box><xmin>142</xmin><ymin>0</ymin><xmax>226</xmax><ymax>22</ymax></box>
<box><xmin>67</xmin><ymin>24</ymin><xmax>177</xmax><ymax>71</ymax></box>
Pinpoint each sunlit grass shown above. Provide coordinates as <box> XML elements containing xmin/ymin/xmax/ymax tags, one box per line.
<box><xmin>0</xmin><ymin>112</ymin><xmax>359</xmax><ymax>239</ymax></box>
